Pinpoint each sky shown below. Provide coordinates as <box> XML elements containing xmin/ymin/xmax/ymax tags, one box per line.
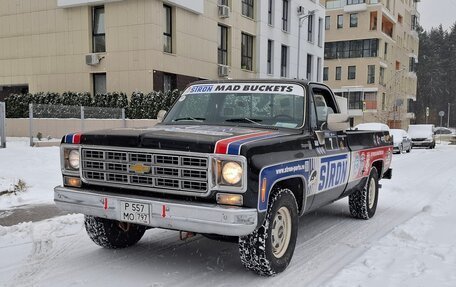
<box><xmin>418</xmin><ymin>0</ymin><xmax>456</xmax><ymax>31</ymax></box>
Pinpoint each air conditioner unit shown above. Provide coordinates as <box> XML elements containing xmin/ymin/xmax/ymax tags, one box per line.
<box><xmin>218</xmin><ymin>65</ymin><xmax>229</xmax><ymax>77</ymax></box>
<box><xmin>297</xmin><ymin>6</ymin><xmax>305</xmax><ymax>16</ymax></box>
<box><xmin>85</xmin><ymin>54</ymin><xmax>100</xmax><ymax>65</ymax></box>
<box><xmin>218</xmin><ymin>5</ymin><xmax>230</xmax><ymax>18</ymax></box>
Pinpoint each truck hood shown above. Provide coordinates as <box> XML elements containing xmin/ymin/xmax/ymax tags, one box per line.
<box><xmin>72</xmin><ymin>125</ymin><xmax>293</xmax><ymax>154</ymax></box>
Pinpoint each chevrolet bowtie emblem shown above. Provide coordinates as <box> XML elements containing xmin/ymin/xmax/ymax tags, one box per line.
<box><xmin>129</xmin><ymin>163</ymin><xmax>151</xmax><ymax>174</ymax></box>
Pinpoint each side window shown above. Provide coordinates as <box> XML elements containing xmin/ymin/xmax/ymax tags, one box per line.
<box><xmin>311</xmin><ymin>87</ymin><xmax>337</xmax><ymax>130</ymax></box>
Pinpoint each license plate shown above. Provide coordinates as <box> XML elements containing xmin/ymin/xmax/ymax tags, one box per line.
<box><xmin>120</xmin><ymin>201</ymin><xmax>150</xmax><ymax>225</ymax></box>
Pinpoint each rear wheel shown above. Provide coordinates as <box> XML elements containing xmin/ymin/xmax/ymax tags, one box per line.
<box><xmin>239</xmin><ymin>188</ymin><xmax>298</xmax><ymax>276</ymax></box>
<box><xmin>84</xmin><ymin>216</ymin><xmax>146</xmax><ymax>249</ymax></box>
<box><xmin>349</xmin><ymin>167</ymin><xmax>379</xmax><ymax>220</ymax></box>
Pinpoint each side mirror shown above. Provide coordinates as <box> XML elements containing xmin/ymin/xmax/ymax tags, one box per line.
<box><xmin>327</xmin><ymin>113</ymin><xmax>350</xmax><ymax>132</ymax></box>
<box><xmin>157</xmin><ymin>110</ymin><xmax>167</xmax><ymax>123</ymax></box>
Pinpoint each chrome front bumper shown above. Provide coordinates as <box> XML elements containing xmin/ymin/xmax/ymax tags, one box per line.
<box><xmin>54</xmin><ymin>186</ymin><xmax>258</xmax><ymax>236</ymax></box>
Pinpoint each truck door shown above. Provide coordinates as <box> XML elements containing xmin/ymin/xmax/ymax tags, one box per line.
<box><xmin>308</xmin><ymin>84</ymin><xmax>350</xmax><ymax>210</ymax></box>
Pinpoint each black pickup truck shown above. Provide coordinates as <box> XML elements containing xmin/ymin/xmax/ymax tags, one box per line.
<box><xmin>55</xmin><ymin>80</ymin><xmax>392</xmax><ymax>276</ymax></box>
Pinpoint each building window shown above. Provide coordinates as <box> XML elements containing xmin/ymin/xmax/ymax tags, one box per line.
<box><xmin>409</xmin><ymin>57</ymin><xmax>417</xmax><ymax>73</ymax></box>
<box><xmin>163</xmin><ymin>5</ymin><xmax>172</xmax><ymax>53</ymax></box>
<box><xmin>282</xmin><ymin>0</ymin><xmax>289</xmax><ymax>31</ymax></box>
<box><xmin>379</xmin><ymin>67</ymin><xmax>385</xmax><ymax>85</ymax></box>
<box><xmin>218</xmin><ymin>24</ymin><xmax>228</xmax><ymax>65</ymax></box>
<box><xmin>323</xmin><ymin>67</ymin><xmax>329</xmax><ymax>81</ymax></box>
<box><xmin>241</xmin><ymin>33</ymin><xmax>254</xmax><ymax>71</ymax></box>
<box><xmin>336</xmin><ymin>66</ymin><xmax>342</xmax><ymax>80</ymax></box>
<box><xmin>411</xmin><ymin>15</ymin><xmax>418</xmax><ymax>31</ymax></box>
<box><xmin>324</xmin><ymin>39</ymin><xmax>378</xmax><ymax>60</ymax></box>
<box><xmin>350</xmin><ymin>13</ymin><xmax>358</xmax><ymax>27</ymax></box>
<box><xmin>367</xmin><ymin>65</ymin><xmax>375</xmax><ymax>84</ymax></box>
<box><xmin>384</xmin><ymin>42</ymin><xmax>388</xmax><ymax>60</ymax></box>
<box><xmin>347</xmin><ymin>0</ymin><xmax>365</xmax><ymax>4</ymax></box>
<box><xmin>382</xmin><ymin>93</ymin><xmax>386</xmax><ymax>111</ymax></box>
<box><xmin>308</xmin><ymin>14</ymin><xmax>314</xmax><ymax>42</ymax></box>
<box><xmin>163</xmin><ymin>73</ymin><xmax>177</xmax><ymax>92</ymax></box>
<box><xmin>268</xmin><ymin>0</ymin><xmax>274</xmax><ymax>25</ymax></box>
<box><xmin>92</xmin><ymin>6</ymin><xmax>105</xmax><ymax>53</ymax></box>
<box><xmin>364</xmin><ymin>92</ymin><xmax>377</xmax><ymax>110</ymax></box>
<box><xmin>370</xmin><ymin>11</ymin><xmax>378</xmax><ymax>30</ymax></box>
<box><xmin>337</xmin><ymin>15</ymin><xmax>343</xmax><ymax>29</ymax></box>
<box><xmin>317</xmin><ymin>57</ymin><xmax>322</xmax><ymax>82</ymax></box>
<box><xmin>396</xmin><ymin>60</ymin><xmax>401</xmax><ymax>70</ymax></box>
<box><xmin>93</xmin><ymin>73</ymin><xmax>106</xmax><ymax>95</ymax></box>
<box><xmin>325</xmin><ymin>16</ymin><xmax>330</xmax><ymax>30</ymax></box>
<box><xmin>267</xmin><ymin>40</ymin><xmax>273</xmax><ymax>74</ymax></box>
<box><xmin>345</xmin><ymin>91</ymin><xmax>363</xmax><ymax>110</ymax></box>
<box><xmin>281</xmin><ymin>45</ymin><xmax>288</xmax><ymax>77</ymax></box>
<box><xmin>242</xmin><ymin>0</ymin><xmax>254</xmax><ymax>19</ymax></box>
<box><xmin>348</xmin><ymin>66</ymin><xmax>356</xmax><ymax>80</ymax></box>
<box><xmin>307</xmin><ymin>54</ymin><xmax>313</xmax><ymax>80</ymax></box>
<box><xmin>318</xmin><ymin>18</ymin><xmax>323</xmax><ymax>47</ymax></box>
<box><xmin>398</xmin><ymin>14</ymin><xmax>403</xmax><ymax>24</ymax></box>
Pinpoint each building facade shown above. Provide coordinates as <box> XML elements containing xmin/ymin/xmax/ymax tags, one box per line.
<box><xmin>323</xmin><ymin>0</ymin><xmax>419</xmax><ymax>128</ymax></box>
<box><xmin>0</xmin><ymin>0</ymin><xmax>324</xmax><ymax>100</ymax></box>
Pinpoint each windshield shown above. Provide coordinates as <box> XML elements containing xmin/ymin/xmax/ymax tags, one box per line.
<box><xmin>163</xmin><ymin>83</ymin><xmax>305</xmax><ymax>129</ymax></box>
<box><xmin>408</xmin><ymin>125</ymin><xmax>433</xmax><ymax>138</ymax></box>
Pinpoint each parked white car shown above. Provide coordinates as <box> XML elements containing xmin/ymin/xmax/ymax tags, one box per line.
<box><xmin>408</xmin><ymin>124</ymin><xmax>436</xmax><ymax>149</ymax></box>
<box><xmin>390</xmin><ymin>129</ymin><xmax>412</xmax><ymax>154</ymax></box>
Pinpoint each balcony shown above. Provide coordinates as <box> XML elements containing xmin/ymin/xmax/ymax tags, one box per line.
<box><xmin>381</xmin><ymin>15</ymin><xmax>394</xmax><ymax>39</ymax></box>
<box><xmin>344</xmin><ymin>3</ymin><xmax>368</xmax><ymax>12</ymax></box>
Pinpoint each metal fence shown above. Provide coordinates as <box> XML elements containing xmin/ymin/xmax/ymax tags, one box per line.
<box><xmin>0</xmin><ymin>102</ymin><xmax>5</xmax><ymax>148</ymax></box>
<box><xmin>29</xmin><ymin>104</ymin><xmax>126</xmax><ymax>146</ymax></box>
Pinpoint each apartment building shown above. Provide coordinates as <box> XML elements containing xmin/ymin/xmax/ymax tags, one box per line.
<box><xmin>323</xmin><ymin>0</ymin><xmax>419</xmax><ymax>128</ymax></box>
<box><xmin>0</xmin><ymin>0</ymin><xmax>324</xmax><ymax>100</ymax></box>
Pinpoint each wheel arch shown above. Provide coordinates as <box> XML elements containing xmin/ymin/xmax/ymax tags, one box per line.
<box><xmin>267</xmin><ymin>176</ymin><xmax>307</xmax><ymax>215</ymax></box>
<box><xmin>371</xmin><ymin>160</ymin><xmax>383</xmax><ymax>179</ymax></box>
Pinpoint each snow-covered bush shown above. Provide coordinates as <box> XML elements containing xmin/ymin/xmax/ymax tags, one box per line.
<box><xmin>5</xmin><ymin>90</ymin><xmax>181</xmax><ymax>119</ymax></box>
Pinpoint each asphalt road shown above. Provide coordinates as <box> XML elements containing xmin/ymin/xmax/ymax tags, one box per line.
<box><xmin>0</xmin><ymin>204</ymin><xmax>70</xmax><ymax>226</ymax></box>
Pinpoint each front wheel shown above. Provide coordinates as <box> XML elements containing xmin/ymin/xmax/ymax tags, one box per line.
<box><xmin>84</xmin><ymin>216</ymin><xmax>146</xmax><ymax>249</ymax></box>
<box><xmin>349</xmin><ymin>167</ymin><xmax>379</xmax><ymax>220</ymax></box>
<box><xmin>239</xmin><ymin>188</ymin><xmax>298</xmax><ymax>276</ymax></box>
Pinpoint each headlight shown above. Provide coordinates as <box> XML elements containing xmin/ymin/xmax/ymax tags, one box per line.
<box><xmin>221</xmin><ymin>161</ymin><xmax>243</xmax><ymax>185</ymax></box>
<box><xmin>68</xmin><ymin>150</ymin><xmax>80</xmax><ymax>169</ymax></box>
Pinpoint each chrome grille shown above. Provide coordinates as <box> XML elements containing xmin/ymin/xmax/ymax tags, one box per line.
<box><xmin>81</xmin><ymin>148</ymin><xmax>209</xmax><ymax>194</ymax></box>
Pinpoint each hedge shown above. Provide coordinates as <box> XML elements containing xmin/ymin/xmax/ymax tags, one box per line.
<box><xmin>5</xmin><ymin>90</ymin><xmax>181</xmax><ymax>119</ymax></box>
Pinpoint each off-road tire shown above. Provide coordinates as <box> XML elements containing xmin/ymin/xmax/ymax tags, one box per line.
<box><xmin>349</xmin><ymin>167</ymin><xmax>379</xmax><ymax>220</ymax></box>
<box><xmin>239</xmin><ymin>188</ymin><xmax>298</xmax><ymax>276</ymax></box>
<box><xmin>84</xmin><ymin>216</ymin><xmax>146</xmax><ymax>249</ymax></box>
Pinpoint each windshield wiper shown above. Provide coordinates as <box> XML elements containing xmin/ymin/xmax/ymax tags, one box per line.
<box><xmin>173</xmin><ymin>117</ymin><xmax>205</xmax><ymax>122</ymax></box>
<box><xmin>225</xmin><ymin>117</ymin><xmax>263</xmax><ymax>125</ymax></box>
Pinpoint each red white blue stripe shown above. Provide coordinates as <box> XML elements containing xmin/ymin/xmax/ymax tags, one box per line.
<box><xmin>215</xmin><ymin>131</ymin><xmax>283</xmax><ymax>155</ymax></box>
<box><xmin>63</xmin><ymin>133</ymin><xmax>81</xmax><ymax>144</ymax></box>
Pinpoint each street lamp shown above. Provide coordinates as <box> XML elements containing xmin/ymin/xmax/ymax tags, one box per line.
<box><xmin>297</xmin><ymin>9</ymin><xmax>317</xmax><ymax>79</ymax></box>
<box><xmin>392</xmin><ymin>68</ymin><xmax>405</xmax><ymax>128</ymax></box>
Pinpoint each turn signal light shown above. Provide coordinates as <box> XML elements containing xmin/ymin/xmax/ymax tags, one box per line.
<box><xmin>64</xmin><ymin>176</ymin><xmax>82</xmax><ymax>188</ymax></box>
<box><xmin>216</xmin><ymin>193</ymin><xmax>243</xmax><ymax>206</ymax></box>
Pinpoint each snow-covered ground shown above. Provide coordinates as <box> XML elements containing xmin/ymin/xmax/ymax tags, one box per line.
<box><xmin>0</xmin><ymin>139</ymin><xmax>61</xmax><ymax>210</ymax></box>
<box><xmin>1</xmin><ymin>140</ymin><xmax>456</xmax><ymax>286</ymax></box>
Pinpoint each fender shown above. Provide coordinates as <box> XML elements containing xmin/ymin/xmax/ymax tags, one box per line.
<box><xmin>257</xmin><ymin>157</ymin><xmax>319</xmax><ymax>213</ymax></box>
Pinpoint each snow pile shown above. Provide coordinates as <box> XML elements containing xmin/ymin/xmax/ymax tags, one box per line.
<box><xmin>0</xmin><ymin>139</ymin><xmax>60</xmax><ymax>210</ymax></box>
